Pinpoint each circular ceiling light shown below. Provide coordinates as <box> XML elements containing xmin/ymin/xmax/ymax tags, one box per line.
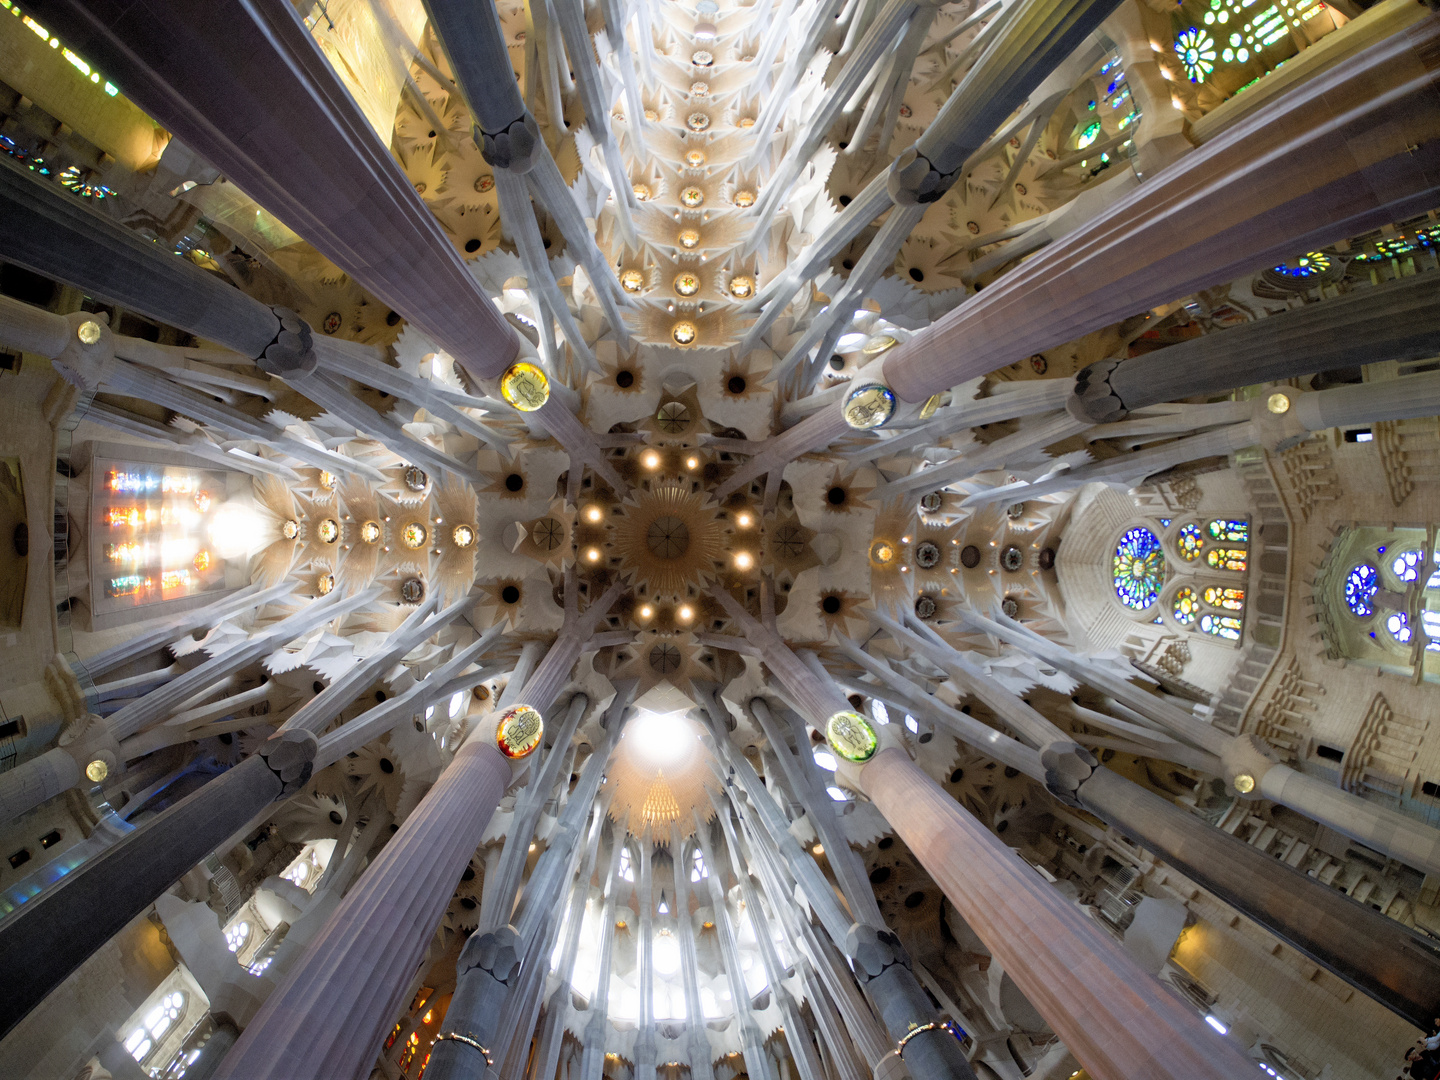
<box><xmin>728</xmin><ymin>274</ymin><xmax>754</xmax><ymax>298</ymax></box>
<box><xmin>317</xmin><ymin>572</ymin><xmax>335</xmax><ymax>595</ymax></box>
<box><xmin>678</xmin><ymin>229</ymin><xmax>700</xmax><ymax>249</ymax></box>
<box><xmin>402</xmin><ymin>522</ymin><xmax>428</xmax><ymax>548</ymax></box>
<box><xmin>496</xmin><ymin>704</ymin><xmax>544</xmax><ymax>759</ymax></box>
<box><xmin>691</xmin><ymin>51</ymin><xmax>713</xmax><ymax>67</ymax></box>
<box><xmin>452</xmin><ymin>524</ymin><xmax>476</xmax><ymax>548</ymax></box>
<box><xmin>282</xmin><ymin>519</ymin><xmax>300</xmax><ymax>540</ymax></box>
<box><xmin>500</xmin><ymin>361</ymin><xmax>550</xmax><ymax>411</ymax></box>
<box><xmin>621</xmin><ymin>269</ymin><xmax>645</xmax><ymax>293</ymax></box>
<box><xmin>685</xmin><ymin>149</ymin><xmax>707</xmax><ymax>166</ymax></box>
<box><xmin>733</xmin><ymin>190</ymin><xmax>755</xmax><ymax>208</ymax></box>
<box><xmin>626</xmin><ymin>710</ymin><xmax>698</xmax><ymax>769</ymax></box>
<box><xmin>360</xmin><ymin>521</ymin><xmax>381</xmax><ymax>544</ymax></box>
<box><xmin>687</xmin><ymin>113</ymin><xmax>711</xmax><ymax>132</ymax></box>
<box><xmin>633</xmin><ymin>183</ymin><xmax>652</xmax><ymax>201</ymax></box>
<box><xmin>680</xmin><ymin>186</ymin><xmax>705</xmax><ymax>208</ymax></box>
<box><xmin>317</xmin><ymin>518</ymin><xmax>339</xmax><ymax>544</ymax></box>
<box><xmin>674</xmin><ymin>272</ymin><xmax>700</xmax><ymax>296</ymax></box>
<box><xmin>672</xmin><ymin>322</ymin><xmax>698</xmax><ymax>345</ymax></box>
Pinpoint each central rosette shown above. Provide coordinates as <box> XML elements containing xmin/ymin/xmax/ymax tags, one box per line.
<box><xmin>610</xmin><ymin>480</ymin><xmax>729</xmax><ymax>598</ymax></box>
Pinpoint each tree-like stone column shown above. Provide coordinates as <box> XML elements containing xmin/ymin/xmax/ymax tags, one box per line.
<box><xmin>214</xmin><ymin>737</ymin><xmax>513</xmax><ymax>1080</ymax></box>
<box><xmin>848</xmin><ymin>746</ymin><xmax>1260</xmax><ymax>1080</ymax></box>
<box><xmin>29</xmin><ymin>0</ymin><xmax>521</xmax><ymax>380</ymax></box>
<box><xmin>881</xmin><ymin>12</ymin><xmax>1440</xmax><ymax>403</ymax></box>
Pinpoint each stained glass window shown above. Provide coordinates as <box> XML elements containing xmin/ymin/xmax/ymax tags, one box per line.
<box><xmin>1177</xmin><ymin>524</ymin><xmax>1205</xmax><ymax>561</ymax></box>
<box><xmin>1175</xmin><ymin>27</ymin><xmax>1217</xmax><ymax>82</ymax></box>
<box><xmin>1076</xmin><ymin>121</ymin><xmax>1101</xmax><ymax>149</ymax></box>
<box><xmin>1205</xmin><ymin>548</ymin><xmax>1247</xmax><ymax>572</ymax></box>
<box><xmin>1387</xmin><ymin>611</ymin><xmax>1411</xmax><ymax>643</ymax></box>
<box><xmin>1207</xmin><ymin>520</ymin><xmax>1249</xmax><ymax>543</ymax></box>
<box><xmin>1199</xmin><ymin>613</ymin><xmax>1242</xmax><ymax>641</ymax></box>
<box><xmin>1391</xmin><ymin>550</ymin><xmax>1422</xmax><ymax>582</ymax></box>
<box><xmin>1203</xmin><ymin>586</ymin><xmax>1245</xmax><ymax>611</ymax></box>
<box><xmin>1344</xmin><ymin>564</ymin><xmax>1379</xmax><ymax>616</ymax></box>
<box><xmin>1173</xmin><ymin>587</ymin><xmax>1199</xmax><ymax>624</ymax></box>
<box><xmin>1113</xmin><ymin>527</ymin><xmax>1166</xmax><ymax>610</ymax></box>
<box><xmin>1384</xmin><ymin>610</ymin><xmax>1440</xmax><ymax>651</ymax></box>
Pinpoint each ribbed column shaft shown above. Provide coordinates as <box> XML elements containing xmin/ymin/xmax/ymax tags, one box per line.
<box><xmin>0</xmin><ymin>155</ymin><xmax>280</xmax><ymax>356</ymax></box>
<box><xmin>29</xmin><ymin>0</ymin><xmax>520</xmax><ymax>379</ymax></box>
<box><xmin>0</xmin><ymin>754</ymin><xmax>282</xmax><ymax>1040</ymax></box>
<box><xmin>215</xmin><ymin>742</ymin><xmax>512</xmax><ymax>1080</ymax></box>
<box><xmin>1087</xmin><ymin>272</ymin><xmax>1440</xmax><ymax>419</ymax></box>
<box><xmin>858</xmin><ymin>748</ymin><xmax>1258</xmax><ymax>1080</ymax></box>
<box><xmin>880</xmin><ymin>12</ymin><xmax>1440</xmax><ymax>402</ymax></box>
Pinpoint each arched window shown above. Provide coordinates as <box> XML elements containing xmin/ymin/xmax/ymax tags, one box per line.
<box><xmin>1205</xmin><ymin>548</ymin><xmax>1247</xmax><ymax>571</ymax></box>
<box><xmin>1199</xmin><ymin>614</ymin><xmax>1242</xmax><ymax>641</ymax></box>
<box><xmin>870</xmin><ymin>700</ymin><xmax>889</xmax><ymax>725</ymax></box>
<box><xmin>690</xmin><ymin>847</ymin><xmax>708</xmax><ymax>882</ymax></box>
<box><xmin>1176</xmin><ymin>523</ymin><xmax>1205</xmax><ymax>561</ymax></box>
<box><xmin>1202</xmin><ymin>586</ymin><xmax>1245</xmax><ymax>612</ymax></box>
<box><xmin>1344</xmin><ymin>564</ymin><xmax>1379</xmax><ymax>616</ymax></box>
<box><xmin>124</xmin><ymin>991</ymin><xmax>186</xmax><ymax>1064</ymax></box>
<box><xmin>1207</xmin><ymin>519</ymin><xmax>1249</xmax><ymax>543</ymax></box>
<box><xmin>618</xmin><ymin>845</ymin><xmax>634</xmax><ymax>883</ymax></box>
<box><xmin>223</xmin><ymin>922</ymin><xmax>249</xmax><ymax>953</ymax></box>
<box><xmin>1113</xmin><ymin>527</ymin><xmax>1166</xmax><ymax>610</ymax></box>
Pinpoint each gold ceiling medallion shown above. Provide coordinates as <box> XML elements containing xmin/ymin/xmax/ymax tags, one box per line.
<box><xmin>496</xmin><ymin>704</ymin><xmax>544</xmax><ymax>759</ymax></box>
<box><xmin>842</xmin><ymin>384</ymin><xmax>897</xmax><ymax>430</ymax></box>
<box><xmin>500</xmin><ymin>361</ymin><xmax>550</xmax><ymax>411</ymax></box>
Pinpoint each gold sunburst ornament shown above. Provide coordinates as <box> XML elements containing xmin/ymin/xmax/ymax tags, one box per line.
<box><xmin>496</xmin><ymin>704</ymin><xmax>544</xmax><ymax>759</ymax></box>
<box><xmin>826</xmin><ymin>710</ymin><xmax>878</xmax><ymax>763</ymax></box>
<box><xmin>500</xmin><ymin>361</ymin><xmax>550</xmax><ymax>411</ymax></box>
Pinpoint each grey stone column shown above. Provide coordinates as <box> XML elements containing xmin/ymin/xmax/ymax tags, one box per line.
<box><xmin>28</xmin><ymin>0</ymin><xmax>521</xmax><ymax>380</ymax></box>
<box><xmin>0</xmin><ymin>731</ymin><xmax>317</xmax><ymax>1040</ymax></box>
<box><xmin>669</xmin><ymin>825</ymin><xmax>717</xmax><ymax>1080</ymax></box>
<box><xmin>633</xmin><ymin>831</ymin><xmax>658</xmax><ymax>1080</ymax></box>
<box><xmin>880</xmin><ymin>13</ymin><xmax>1440</xmax><ymax>404</ymax></box>
<box><xmin>215</xmin><ymin>740</ymin><xmax>513</xmax><ymax>1080</ymax></box>
<box><xmin>0</xmin><ymin>155</ymin><xmax>283</xmax><ymax>358</ymax></box>
<box><xmin>1070</xmin><ymin>272</ymin><xmax>1440</xmax><ymax>422</ymax></box>
<box><xmin>1073</xmin><ymin>766</ymin><xmax>1440</xmax><ymax>1029</ymax></box>
<box><xmin>852</xmin><ymin>747</ymin><xmax>1258</xmax><ymax>1080</ymax></box>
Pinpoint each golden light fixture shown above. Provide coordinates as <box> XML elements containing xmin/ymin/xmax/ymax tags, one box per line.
<box><xmin>586</xmin><ymin>547</ymin><xmax>602</xmax><ymax>563</ymax></box>
<box><xmin>1266</xmin><ymin>392</ymin><xmax>1291</xmax><ymax>414</ymax></box>
<box><xmin>690</xmin><ymin>81</ymin><xmax>710</xmax><ymax>97</ymax></box>
<box><xmin>282</xmin><ymin>519</ymin><xmax>301</xmax><ymax>540</ymax></box>
<box><xmin>621</xmin><ymin>268</ymin><xmax>645</xmax><ymax>293</ymax></box>
<box><xmin>496</xmin><ymin>704</ymin><xmax>544</xmax><ymax>759</ymax></box>
<box><xmin>452</xmin><ymin>524</ymin><xmax>476</xmax><ymax>548</ymax></box>
<box><xmin>870</xmin><ymin>540</ymin><xmax>895</xmax><ymax>565</ymax></box>
<box><xmin>1233</xmin><ymin>773</ymin><xmax>1256</xmax><ymax>794</ymax></box>
<box><xmin>317</xmin><ymin>518</ymin><xmax>339</xmax><ymax>544</ymax></box>
<box><xmin>319</xmin><ymin>470</ymin><xmax>337</xmax><ymax>489</ymax></box>
<box><xmin>678</xmin><ymin>229</ymin><xmax>700</xmax><ymax>249</ymax></box>
<box><xmin>317</xmin><ymin>572</ymin><xmax>335</xmax><ymax>595</ymax></box>
<box><xmin>500</xmin><ymin>360</ymin><xmax>550</xmax><ymax>411</ymax></box>
<box><xmin>402</xmin><ymin>522</ymin><xmax>428</xmax><ymax>548</ymax></box>
<box><xmin>733</xmin><ymin>190</ymin><xmax>755</xmax><ymax>208</ymax></box>
<box><xmin>633</xmin><ymin>183</ymin><xmax>652</xmax><ymax>201</ymax></box>
<box><xmin>672</xmin><ymin>321</ymin><xmax>698</xmax><ymax>345</ymax></box>
<box><xmin>644</xmin><ymin>109</ymin><xmax>659</xmax><ymax>121</ymax></box>
<box><xmin>686</xmin><ymin>112</ymin><xmax>710</xmax><ymax>132</ymax></box>
<box><xmin>585</xmin><ymin>506</ymin><xmax>605</xmax><ymax>523</ymax></box>
<box><xmin>728</xmin><ymin>274</ymin><xmax>754</xmax><ymax>299</ymax></box>
<box><xmin>639</xmin><ymin>604</ymin><xmax>654</xmax><ymax>619</ymax></box>
<box><xmin>862</xmin><ymin>334</ymin><xmax>898</xmax><ymax>356</ymax></box>
<box><xmin>736</xmin><ymin>512</ymin><xmax>752</xmax><ymax>527</ymax></box>
<box><xmin>85</xmin><ymin>759</ymin><xmax>108</xmax><ymax>783</ymax></box>
<box><xmin>360</xmin><ymin>521</ymin><xmax>381</xmax><ymax>543</ymax></box>
<box><xmin>737</xmin><ymin>116</ymin><xmax>755</xmax><ymax>128</ymax></box>
<box><xmin>674</xmin><ymin>272</ymin><xmax>700</xmax><ymax>296</ymax></box>
<box><xmin>685</xmin><ymin>148</ymin><xmax>707</xmax><ymax>166</ymax></box>
<box><xmin>812</xmin><ymin>843</ymin><xmax>825</xmax><ymax>856</ymax></box>
<box><xmin>677</xmin><ymin>604</ymin><xmax>694</xmax><ymax>622</ymax></box>
<box><xmin>680</xmin><ymin>186</ymin><xmax>704</xmax><ymax>208</ymax></box>
<box><xmin>734</xmin><ymin>551</ymin><xmax>754</xmax><ymax>570</ymax></box>
<box><xmin>685</xmin><ymin>456</ymin><xmax>699</xmax><ymax>469</ymax></box>
<box><xmin>642</xmin><ymin>450</ymin><xmax>662</xmax><ymax>469</ymax></box>
<box><xmin>77</xmin><ymin>320</ymin><xmax>102</xmax><ymax>345</ymax></box>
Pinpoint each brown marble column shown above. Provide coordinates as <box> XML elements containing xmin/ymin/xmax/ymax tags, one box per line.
<box><xmin>30</xmin><ymin>0</ymin><xmax>521</xmax><ymax>380</ymax></box>
<box><xmin>856</xmin><ymin>748</ymin><xmax>1258</xmax><ymax>1080</ymax></box>
<box><xmin>881</xmin><ymin>12</ymin><xmax>1440</xmax><ymax>403</ymax></box>
<box><xmin>214</xmin><ymin>740</ymin><xmax>512</xmax><ymax>1080</ymax></box>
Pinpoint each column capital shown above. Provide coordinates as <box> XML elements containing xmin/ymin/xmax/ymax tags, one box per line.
<box><xmin>1041</xmin><ymin>741</ymin><xmax>1099</xmax><ymax>808</ymax></box>
<box><xmin>256</xmin><ymin>728</ymin><xmax>318</xmax><ymax>796</ymax></box>
<box><xmin>479</xmin><ymin>113</ymin><xmax>543</xmax><ymax>173</ymax></box>
<box><xmin>1067</xmin><ymin>360</ymin><xmax>1127</xmax><ymax>423</ymax></box>
<box><xmin>254</xmin><ymin>307</ymin><xmax>317</xmax><ymax>376</ymax></box>
<box><xmin>845</xmin><ymin>923</ymin><xmax>912</xmax><ymax>983</ymax></box>
<box><xmin>887</xmin><ymin>147</ymin><xmax>960</xmax><ymax>206</ymax></box>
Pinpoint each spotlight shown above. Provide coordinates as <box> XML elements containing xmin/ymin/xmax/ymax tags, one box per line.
<box><xmin>585</xmin><ymin>506</ymin><xmax>604</xmax><ymax>523</ymax></box>
<box><xmin>734</xmin><ymin>552</ymin><xmax>754</xmax><ymax>570</ymax></box>
<box><xmin>812</xmin><ymin>844</ymin><xmax>825</xmax><ymax>856</ymax></box>
<box><xmin>642</xmin><ymin>450</ymin><xmax>661</xmax><ymax>469</ymax></box>
<box><xmin>639</xmin><ymin>605</ymin><xmax>654</xmax><ymax>619</ymax></box>
<box><xmin>686</xmin><ymin>456</ymin><xmax>699</xmax><ymax>469</ymax></box>
<box><xmin>586</xmin><ymin>547</ymin><xmax>602</xmax><ymax>562</ymax></box>
<box><xmin>677</xmin><ymin>605</ymin><xmax>694</xmax><ymax>622</ymax></box>
<box><xmin>735</xmin><ymin>512</ymin><xmax>752</xmax><ymax>528</ymax></box>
